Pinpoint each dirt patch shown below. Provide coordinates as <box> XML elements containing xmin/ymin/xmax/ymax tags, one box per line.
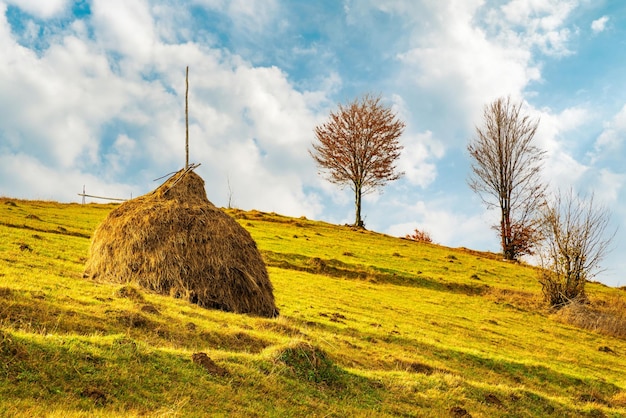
<box><xmin>449</xmin><ymin>406</ymin><xmax>472</xmax><ymax>417</ymax></box>
<box><xmin>308</xmin><ymin>257</ymin><xmax>327</xmax><ymax>271</ymax></box>
<box><xmin>25</xmin><ymin>214</ymin><xmax>42</xmax><ymax>221</ymax></box>
<box><xmin>109</xmin><ymin>310</ymin><xmax>151</xmax><ymax>329</ymax></box>
<box><xmin>579</xmin><ymin>392</ymin><xmax>609</xmax><ymax>406</ymax></box>
<box><xmin>19</xmin><ymin>243</ymin><xmax>32</xmax><ymax>252</ymax></box>
<box><xmin>0</xmin><ymin>287</ymin><xmax>13</xmax><ymax>298</ymax></box>
<box><xmin>80</xmin><ymin>387</ymin><xmax>107</xmax><ymax>406</ymax></box>
<box><xmin>319</xmin><ymin>312</ymin><xmax>347</xmax><ymax>323</ymax></box>
<box><xmin>191</xmin><ymin>352</ymin><xmax>229</xmax><ymax>377</ymax></box>
<box><xmin>404</xmin><ymin>361</ymin><xmax>435</xmax><ymax>375</ymax></box>
<box><xmin>484</xmin><ymin>393</ymin><xmax>503</xmax><ymax>406</ymax></box>
<box><xmin>140</xmin><ymin>304</ymin><xmax>160</xmax><ymax>315</ymax></box>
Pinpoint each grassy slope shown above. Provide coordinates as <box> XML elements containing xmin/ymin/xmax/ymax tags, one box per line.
<box><xmin>0</xmin><ymin>197</ymin><xmax>625</xmax><ymax>417</ymax></box>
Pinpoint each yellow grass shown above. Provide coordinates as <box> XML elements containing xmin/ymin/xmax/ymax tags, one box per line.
<box><xmin>1</xmin><ymin>197</ymin><xmax>625</xmax><ymax>417</ymax></box>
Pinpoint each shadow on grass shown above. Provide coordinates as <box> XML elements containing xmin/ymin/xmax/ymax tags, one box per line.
<box><xmin>461</xmin><ymin>383</ymin><xmax>612</xmax><ymax>418</ymax></box>
<box><xmin>1</xmin><ymin>328</ymin><xmax>385</xmax><ymax>416</ymax></box>
<box><xmin>0</xmin><ymin>221</ymin><xmax>91</xmax><ymax>239</ymax></box>
<box><xmin>0</xmin><ymin>286</ymin><xmax>272</xmax><ymax>354</ymax></box>
<box><xmin>0</xmin><ymin>329</ymin><xmax>218</xmax><ymax>412</ymax></box>
<box><xmin>262</xmin><ymin>250</ymin><xmax>489</xmax><ymax>296</ymax></box>
<box><xmin>287</xmin><ymin>314</ymin><xmax>621</xmax><ymax>408</ymax></box>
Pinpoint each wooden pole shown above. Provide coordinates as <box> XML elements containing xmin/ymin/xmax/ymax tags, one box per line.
<box><xmin>77</xmin><ymin>193</ymin><xmax>127</xmax><ymax>202</ymax></box>
<box><xmin>185</xmin><ymin>66</ymin><xmax>189</xmax><ymax>169</ymax></box>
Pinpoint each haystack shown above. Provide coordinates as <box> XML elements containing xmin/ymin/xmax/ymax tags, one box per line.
<box><xmin>84</xmin><ymin>168</ymin><xmax>278</xmax><ymax>318</ymax></box>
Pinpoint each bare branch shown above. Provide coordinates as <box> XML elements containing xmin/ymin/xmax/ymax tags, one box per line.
<box><xmin>467</xmin><ymin>96</ymin><xmax>546</xmax><ymax>260</ymax></box>
<box><xmin>538</xmin><ymin>189</ymin><xmax>615</xmax><ymax>307</ymax></box>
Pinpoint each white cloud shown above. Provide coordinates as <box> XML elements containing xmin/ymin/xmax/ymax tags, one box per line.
<box><xmin>91</xmin><ymin>0</ymin><xmax>157</xmax><ymax>65</ymax></box>
<box><xmin>385</xmin><ymin>200</ymin><xmax>498</xmax><ymax>250</ymax></box>
<box><xmin>527</xmin><ymin>104</ymin><xmax>593</xmax><ymax>192</ymax></box>
<box><xmin>0</xmin><ymin>153</ymin><xmax>134</xmax><ymax>202</ymax></box>
<box><xmin>190</xmin><ymin>0</ymin><xmax>279</xmax><ymax>34</ymax></box>
<box><xmin>593</xmin><ymin>169</ymin><xmax>625</xmax><ymax>205</ymax></box>
<box><xmin>396</xmin><ymin>131</ymin><xmax>444</xmax><ymax>188</ymax></box>
<box><xmin>592</xmin><ymin>104</ymin><xmax>626</xmax><ymax>159</ymax></box>
<box><xmin>0</xmin><ymin>0</ymin><xmax>332</xmax><ymax>219</ymax></box>
<box><xmin>0</xmin><ymin>21</ymin><xmax>128</xmax><ymax>169</ymax></box>
<box><xmin>5</xmin><ymin>0</ymin><xmax>70</xmax><ymax>19</ymax></box>
<box><xmin>105</xmin><ymin>134</ymin><xmax>137</xmax><ymax>176</ymax></box>
<box><xmin>227</xmin><ymin>0</ymin><xmax>279</xmax><ymax>31</ymax></box>
<box><xmin>497</xmin><ymin>0</ymin><xmax>577</xmax><ymax>56</ymax></box>
<box><xmin>393</xmin><ymin>1</ymin><xmax>551</xmax><ymax>139</ymax></box>
<box><xmin>530</xmin><ymin>104</ymin><xmax>590</xmax><ymax>149</ymax></box>
<box><xmin>591</xmin><ymin>15</ymin><xmax>609</xmax><ymax>33</ymax></box>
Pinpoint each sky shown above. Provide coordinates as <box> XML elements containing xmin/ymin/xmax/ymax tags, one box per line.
<box><xmin>1</xmin><ymin>0</ymin><xmax>625</xmax><ymax>287</ymax></box>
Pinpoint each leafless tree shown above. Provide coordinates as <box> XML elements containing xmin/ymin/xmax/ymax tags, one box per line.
<box><xmin>468</xmin><ymin>96</ymin><xmax>546</xmax><ymax>260</ymax></box>
<box><xmin>311</xmin><ymin>94</ymin><xmax>405</xmax><ymax>227</ymax></box>
<box><xmin>538</xmin><ymin>189</ymin><xmax>614</xmax><ymax>307</ymax></box>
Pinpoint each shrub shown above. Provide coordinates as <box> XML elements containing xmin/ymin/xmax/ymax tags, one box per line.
<box><xmin>537</xmin><ymin>190</ymin><xmax>613</xmax><ymax>307</ymax></box>
<box><xmin>404</xmin><ymin>228</ymin><xmax>433</xmax><ymax>243</ymax></box>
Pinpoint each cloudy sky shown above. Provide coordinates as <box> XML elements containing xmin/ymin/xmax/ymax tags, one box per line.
<box><xmin>1</xmin><ymin>0</ymin><xmax>625</xmax><ymax>286</ymax></box>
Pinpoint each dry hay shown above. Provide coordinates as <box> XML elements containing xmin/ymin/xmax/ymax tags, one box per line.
<box><xmin>84</xmin><ymin>168</ymin><xmax>278</xmax><ymax>318</ymax></box>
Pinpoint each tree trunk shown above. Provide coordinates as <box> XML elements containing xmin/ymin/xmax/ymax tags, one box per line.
<box><xmin>354</xmin><ymin>186</ymin><xmax>363</xmax><ymax>228</ymax></box>
<box><xmin>501</xmin><ymin>204</ymin><xmax>515</xmax><ymax>260</ymax></box>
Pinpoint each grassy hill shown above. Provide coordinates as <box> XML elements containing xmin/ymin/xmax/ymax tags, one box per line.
<box><xmin>1</xmin><ymin>197</ymin><xmax>625</xmax><ymax>417</ymax></box>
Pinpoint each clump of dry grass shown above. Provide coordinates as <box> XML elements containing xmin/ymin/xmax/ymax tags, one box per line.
<box><xmin>553</xmin><ymin>297</ymin><xmax>626</xmax><ymax>339</ymax></box>
<box><xmin>84</xmin><ymin>168</ymin><xmax>278</xmax><ymax>318</ymax></box>
<box><xmin>485</xmin><ymin>287</ymin><xmax>545</xmax><ymax>312</ymax></box>
<box><xmin>273</xmin><ymin>341</ymin><xmax>344</xmax><ymax>385</ymax></box>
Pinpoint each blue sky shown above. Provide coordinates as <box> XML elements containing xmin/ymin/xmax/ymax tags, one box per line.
<box><xmin>1</xmin><ymin>0</ymin><xmax>625</xmax><ymax>286</ymax></box>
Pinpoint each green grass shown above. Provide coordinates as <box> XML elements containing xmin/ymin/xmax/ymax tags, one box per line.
<box><xmin>1</xmin><ymin>197</ymin><xmax>625</xmax><ymax>417</ymax></box>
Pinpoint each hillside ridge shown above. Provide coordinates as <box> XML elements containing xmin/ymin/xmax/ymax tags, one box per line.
<box><xmin>1</xmin><ymin>197</ymin><xmax>625</xmax><ymax>417</ymax></box>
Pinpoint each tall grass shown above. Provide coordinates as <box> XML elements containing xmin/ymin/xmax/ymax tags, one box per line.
<box><xmin>554</xmin><ymin>296</ymin><xmax>626</xmax><ymax>339</ymax></box>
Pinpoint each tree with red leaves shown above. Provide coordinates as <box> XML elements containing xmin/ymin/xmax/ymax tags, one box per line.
<box><xmin>311</xmin><ymin>94</ymin><xmax>405</xmax><ymax>228</ymax></box>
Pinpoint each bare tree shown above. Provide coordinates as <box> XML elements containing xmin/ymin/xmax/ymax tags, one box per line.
<box><xmin>311</xmin><ymin>94</ymin><xmax>405</xmax><ymax>227</ymax></box>
<box><xmin>538</xmin><ymin>189</ymin><xmax>614</xmax><ymax>307</ymax></box>
<box><xmin>468</xmin><ymin>96</ymin><xmax>546</xmax><ymax>260</ymax></box>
